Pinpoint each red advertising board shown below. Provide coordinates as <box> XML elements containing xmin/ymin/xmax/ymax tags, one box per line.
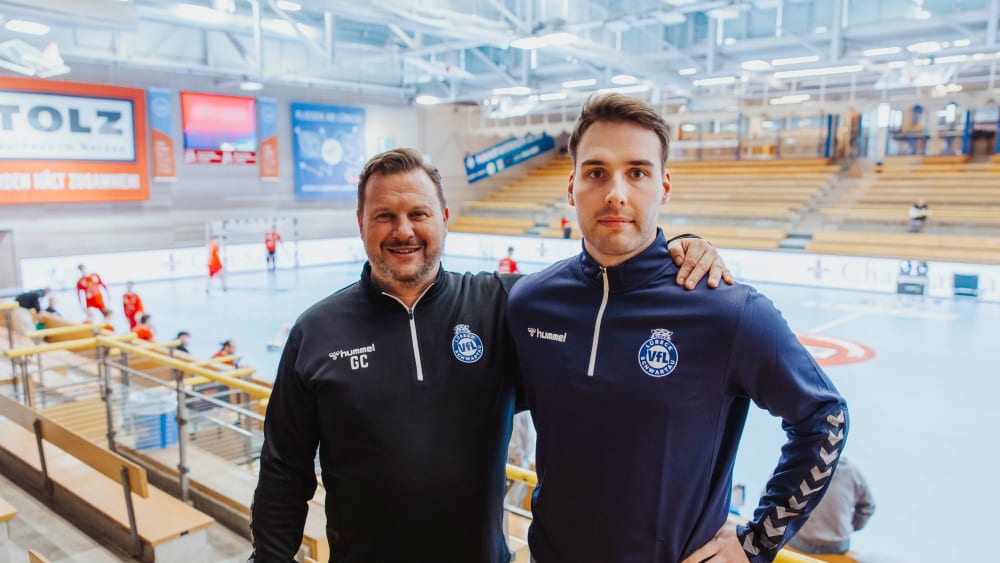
<box><xmin>0</xmin><ymin>77</ymin><xmax>149</xmax><ymax>204</ymax></box>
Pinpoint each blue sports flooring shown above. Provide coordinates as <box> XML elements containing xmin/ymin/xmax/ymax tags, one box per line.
<box><xmin>43</xmin><ymin>256</ymin><xmax>1000</xmax><ymax>563</ymax></box>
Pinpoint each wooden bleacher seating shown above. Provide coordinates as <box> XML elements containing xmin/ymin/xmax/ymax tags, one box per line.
<box><xmin>805</xmin><ymin>230</ymin><xmax>1000</xmax><ymax>265</ymax></box>
<box><xmin>824</xmin><ymin>155</ymin><xmax>1000</xmax><ymax>227</ymax></box>
<box><xmin>0</xmin><ymin>392</ymin><xmax>214</xmax><ymax>562</ymax></box>
<box><xmin>449</xmin><ymin>216</ymin><xmax>536</xmax><ymax>236</ymax></box>
<box><xmin>461</xmin><ymin>156</ymin><xmax>836</xmax><ymax>230</ymax></box>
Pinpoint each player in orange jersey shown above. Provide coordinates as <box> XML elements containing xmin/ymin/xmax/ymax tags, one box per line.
<box><xmin>122</xmin><ymin>280</ymin><xmax>145</xmax><ymax>330</ymax></box>
<box><xmin>264</xmin><ymin>225</ymin><xmax>283</xmax><ymax>272</ymax></box>
<box><xmin>76</xmin><ymin>264</ymin><xmax>109</xmax><ymax>318</ymax></box>
<box><xmin>206</xmin><ymin>235</ymin><xmax>227</xmax><ymax>294</ymax></box>
<box><xmin>497</xmin><ymin>246</ymin><xmax>521</xmax><ymax>274</ymax></box>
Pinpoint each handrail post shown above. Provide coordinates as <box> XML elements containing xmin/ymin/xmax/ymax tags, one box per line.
<box><xmin>20</xmin><ymin>356</ymin><xmax>34</xmax><ymax>409</ymax></box>
<box><xmin>119</xmin><ymin>465</ymin><xmax>142</xmax><ymax>557</ymax></box>
<box><xmin>2</xmin><ymin>308</ymin><xmax>14</xmax><ymax>378</ymax></box>
<box><xmin>172</xmin><ymin>368</ymin><xmax>191</xmax><ymax>502</ymax></box>
<box><xmin>32</xmin><ymin>419</ymin><xmax>53</xmax><ymax>498</ymax></box>
<box><xmin>99</xmin><ymin>345</ymin><xmax>118</xmax><ymax>452</ymax></box>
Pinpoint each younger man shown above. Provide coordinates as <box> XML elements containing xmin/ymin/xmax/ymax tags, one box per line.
<box><xmin>506</xmin><ymin>94</ymin><xmax>849</xmax><ymax>563</ymax></box>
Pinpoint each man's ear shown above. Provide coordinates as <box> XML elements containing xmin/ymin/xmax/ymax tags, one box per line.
<box><xmin>356</xmin><ymin>208</ymin><xmax>364</xmax><ymax>238</ymax></box>
<box><xmin>442</xmin><ymin>206</ymin><xmax>450</xmax><ymax>229</ymax></box>
<box><xmin>568</xmin><ymin>174</ymin><xmax>576</xmax><ymax>206</ymax></box>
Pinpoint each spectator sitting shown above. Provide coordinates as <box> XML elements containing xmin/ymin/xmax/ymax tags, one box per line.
<box><xmin>907</xmin><ymin>198</ymin><xmax>930</xmax><ymax>232</ymax></box>
<box><xmin>787</xmin><ymin>456</ymin><xmax>875</xmax><ymax>556</ymax></box>
<box><xmin>213</xmin><ymin>339</ymin><xmax>239</xmax><ymax>367</ymax></box>
<box><xmin>560</xmin><ymin>216</ymin><xmax>572</xmax><ymax>239</ymax></box>
<box><xmin>175</xmin><ymin>331</ymin><xmax>191</xmax><ymax>354</ymax></box>
<box><xmin>134</xmin><ymin>313</ymin><xmax>155</xmax><ymax>341</ymax></box>
<box><xmin>44</xmin><ymin>296</ymin><xmax>60</xmax><ymax>317</ymax></box>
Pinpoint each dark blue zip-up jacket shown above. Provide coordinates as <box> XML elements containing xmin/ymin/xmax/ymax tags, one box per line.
<box><xmin>251</xmin><ymin>264</ymin><xmax>519</xmax><ymax>562</ymax></box>
<box><xmin>506</xmin><ymin>230</ymin><xmax>848</xmax><ymax>563</ymax></box>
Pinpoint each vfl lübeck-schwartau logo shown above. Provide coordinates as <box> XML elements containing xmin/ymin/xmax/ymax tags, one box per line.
<box><xmin>452</xmin><ymin>324</ymin><xmax>484</xmax><ymax>364</ymax></box>
<box><xmin>638</xmin><ymin>328</ymin><xmax>679</xmax><ymax>377</ymax></box>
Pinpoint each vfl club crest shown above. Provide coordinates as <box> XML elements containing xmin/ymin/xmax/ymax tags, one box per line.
<box><xmin>452</xmin><ymin>324</ymin><xmax>484</xmax><ymax>364</ymax></box>
<box><xmin>638</xmin><ymin>328</ymin><xmax>679</xmax><ymax>377</ymax></box>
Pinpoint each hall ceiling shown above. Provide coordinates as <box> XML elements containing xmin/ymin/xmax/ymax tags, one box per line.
<box><xmin>1</xmin><ymin>0</ymin><xmax>998</xmax><ymax>117</ymax></box>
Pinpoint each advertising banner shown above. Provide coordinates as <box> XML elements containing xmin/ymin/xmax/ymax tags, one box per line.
<box><xmin>290</xmin><ymin>102</ymin><xmax>366</xmax><ymax>199</ymax></box>
<box><xmin>258</xmin><ymin>97</ymin><xmax>279</xmax><ymax>181</ymax></box>
<box><xmin>463</xmin><ymin>132</ymin><xmax>555</xmax><ymax>183</ymax></box>
<box><xmin>0</xmin><ymin>77</ymin><xmax>149</xmax><ymax>204</ymax></box>
<box><xmin>147</xmin><ymin>87</ymin><xmax>175</xmax><ymax>181</ymax></box>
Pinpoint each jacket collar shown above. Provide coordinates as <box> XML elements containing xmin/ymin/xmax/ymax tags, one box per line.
<box><xmin>578</xmin><ymin>228</ymin><xmax>677</xmax><ymax>293</ymax></box>
<box><xmin>360</xmin><ymin>262</ymin><xmax>445</xmax><ymax>309</ymax></box>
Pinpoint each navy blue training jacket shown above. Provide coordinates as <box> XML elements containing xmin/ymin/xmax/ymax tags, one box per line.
<box><xmin>506</xmin><ymin>230</ymin><xmax>848</xmax><ymax>563</ymax></box>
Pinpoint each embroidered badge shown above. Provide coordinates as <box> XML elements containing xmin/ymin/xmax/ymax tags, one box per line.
<box><xmin>452</xmin><ymin>324</ymin><xmax>484</xmax><ymax>364</ymax></box>
<box><xmin>638</xmin><ymin>328</ymin><xmax>679</xmax><ymax>377</ymax></box>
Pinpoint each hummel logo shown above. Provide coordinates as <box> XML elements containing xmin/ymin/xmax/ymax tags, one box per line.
<box><xmin>527</xmin><ymin>328</ymin><xmax>567</xmax><ymax>343</ymax></box>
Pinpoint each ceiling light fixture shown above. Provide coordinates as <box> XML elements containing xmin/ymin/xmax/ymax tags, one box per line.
<box><xmin>741</xmin><ymin>60</ymin><xmax>770</xmax><ymax>71</ymax></box>
<box><xmin>276</xmin><ymin>0</ymin><xmax>302</xmax><ymax>11</ymax></box>
<box><xmin>492</xmin><ymin>86</ymin><xmax>532</xmax><ymax>95</ymax></box>
<box><xmin>773</xmin><ymin>65</ymin><xmax>863</xmax><ymax>79</ymax></box>
<box><xmin>239</xmin><ymin>81</ymin><xmax>264</xmax><ymax>91</ymax></box>
<box><xmin>597</xmin><ymin>84</ymin><xmax>650</xmax><ymax>94</ymax></box>
<box><xmin>539</xmin><ymin>92</ymin><xmax>568</xmax><ymax>101</ymax></box>
<box><xmin>907</xmin><ymin>41</ymin><xmax>941</xmax><ymax>54</ymax></box>
<box><xmin>771</xmin><ymin>55</ymin><xmax>819</xmax><ymax>66</ymax></box>
<box><xmin>611</xmin><ymin>74</ymin><xmax>637</xmax><ymax>85</ymax></box>
<box><xmin>510</xmin><ymin>32</ymin><xmax>577</xmax><ymax>50</ymax></box>
<box><xmin>4</xmin><ymin>19</ymin><xmax>51</xmax><ymax>36</ymax></box>
<box><xmin>953</xmin><ymin>39</ymin><xmax>972</xmax><ymax>47</ymax></box>
<box><xmin>678</xmin><ymin>67</ymin><xmax>697</xmax><ymax>76</ymax></box>
<box><xmin>863</xmin><ymin>47</ymin><xmax>902</xmax><ymax>56</ymax></box>
<box><xmin>692</xmin><ymin>76</ymin><xmax>737</xmax><ymax>86</ymax></box>
<box><xmin>562</xmin><ymin>78</ymin><xmax>596</xmax><ymax>88</ymax></box>
<box><xmin>415</xmin><ymin>95</ymin><xmax>440</xmax><ymax>105</ymax></box>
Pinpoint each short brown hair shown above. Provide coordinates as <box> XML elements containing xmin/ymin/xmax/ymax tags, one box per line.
<box><xmin>568</xmin><ymin>94</ymin><xmax>670</xmax><ymax>165</ymax></box>
<box><xmin>357</xmin><ymin>148</ymin><xmax>445</xmax><ymax>212</ymax></box>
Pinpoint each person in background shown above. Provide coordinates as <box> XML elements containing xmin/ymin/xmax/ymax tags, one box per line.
<box><xmin>787</xmin><ymin>456</ymin><xmax>875</xmax><ymax>556</ymax></box>
<box><xmin>497</xmin><ymin>246</ymin><xmax>521</xmax><ymax>274</ymax></box>
<box><xmin>265</xmin><ymin>225</ymin><xmax>284</xmax><ymax>272</ymax></box>
<box><xmin>213</xmin><ymin>339</ymin><xmax>238</xmax><ymax>367</ymax></box>
<box><xmin>175</xmin><ymin>331</ymin><xmax>191</xmax><ymax>354</ymax></box>
<box><xmin>76</xmin><ymin>264</ymin><xmax>110</xmax><ymax>317</ymax></box>
<box><xmin>249</xmin><ymin>147</ymin><xmax>732</xmax><ymax>563</ymax></box>
<box><xmin>134</xmin><ymin>313</ymin><xmax>154</xmax><ymax>341</ymax></box>
<box><xmin>506</xmin><ymin>94</ymin><xmax>848</xmax><ymax>563</ymax></box>
<box><xmin>560</xmin><ymin>215</ymin><xmax>572</xmax><ymax>239</ymax></box>
<box><xmin>44</xmin><ymin>295</ymin><xmax>60</xmax><ymax>317</ymax></box>
<box><xmin>907</xmin><ymin>198</ymin><xmax>930</xmax><ymax>233</ymax></box>
<box><xmin>206</xmin><ymin>236</ymin><xmax>227</xmax><ymax>294</ymax></box>
<box><xmin>15</xmin><ymin>287</ymin><xmax>49</xmax><ymax>314</ymax></box>
<box><xmin>122</xmin><ymin>280</ymin><xmax>145</xmax><ymax>330</ymax></box>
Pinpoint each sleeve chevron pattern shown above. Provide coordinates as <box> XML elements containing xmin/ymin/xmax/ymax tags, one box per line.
<box><xmin>739</xmin><ymin>407</ymin><xmax>848</xmax><ymax>562</ymax></box>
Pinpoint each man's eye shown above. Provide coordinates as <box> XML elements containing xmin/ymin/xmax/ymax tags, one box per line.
<box><xmin>375</xmin><ymin>214</ymin><xmax>392</xmax><ymax>222</ymax></box>
<box><xmin>630</xmin><ymin>169</ymin><xmax>649</xmax><ymax>179</ymax></box>
<box><xmin>586</xmin><ymin>169</ymin><xmax>605</xmax><ymax>179</ymax></box>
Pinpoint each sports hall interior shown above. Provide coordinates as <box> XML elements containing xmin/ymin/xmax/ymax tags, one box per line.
<box><xmin>1</xmin><ymin>1</ymin><xmax>998</xmax><ymax>562</ymax></box>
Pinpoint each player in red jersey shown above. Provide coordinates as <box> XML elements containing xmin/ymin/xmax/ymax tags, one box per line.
<box><xmin>206</xmin><ymin>236</ymin><xmax>227</xmax><ymax>294</ymax></box>
<box><xmin>497</xmin><ymin>246</ymin><xmax>521</xmax><ymax>274</ymax></box>
<box><xmin>122</xmin><ymin>280</ymin><xmax>145</xmax><ymax>330</ymax></box>
<box><xmin>76</xmin><ymin>264</ymin><xmax>110</xmax><ymax>317</ymax></box>
<box><xmin>264</xmin><ymin>225</ymin><xmax>283</xmax><ymax>272</ymax></box>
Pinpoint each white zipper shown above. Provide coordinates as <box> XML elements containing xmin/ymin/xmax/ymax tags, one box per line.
<box><xmin>587</xmin><ymin>267</ymin><xmax>609</xmax><ymax>377</ymax></box>
<box><xmin>383</xmin><ymin>284</ymin><xmax>435</xmax><ymax>382</ymax></box>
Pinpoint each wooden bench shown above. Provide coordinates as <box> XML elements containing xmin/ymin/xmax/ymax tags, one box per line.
<box><xmin>0</xmin><ymin>393</ymin><xmax>214</xmax><ymax>562</ymax></box>
<box><xmin>805</xmin><ymin>230</ymin><xmax>1000</xmax><ymax>264</ymax></box>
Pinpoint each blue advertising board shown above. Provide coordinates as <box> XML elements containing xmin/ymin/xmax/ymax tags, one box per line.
<box><xmin>464</xmin><ymin>132</ymin><xmax>555</xmax><ymax>183</ymax></box>
<box><xmin>291</xmin><ymin>102</ymin><xmax>366</xmax><ymax>199</ymax></box>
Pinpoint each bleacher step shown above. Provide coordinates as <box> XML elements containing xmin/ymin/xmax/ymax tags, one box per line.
<box><xmin>779</xmin><ymin>233</ymin><xmax>812</xmax><ymax>250</ymax></box>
